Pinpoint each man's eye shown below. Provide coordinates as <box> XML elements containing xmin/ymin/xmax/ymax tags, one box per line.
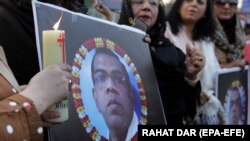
<box><xmin>112</xmin><ymin>74</ymin><xmax>126</xmax><ymax>84</ymax></box>
<box><xmin>94</xmin><ymin>72</ymin><xmax>106</xmax><ymax>81</ymax></box>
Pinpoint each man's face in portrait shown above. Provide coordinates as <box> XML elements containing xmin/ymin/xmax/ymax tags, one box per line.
<box><xmin>229</xmin><ymin>90</ymin><xmax>241</xmax><ymax>124</ymax></box>
<box><xmin>92</xmin><ymin>51</ymin><xmax>134</xmax><ymax>129</ymax></box>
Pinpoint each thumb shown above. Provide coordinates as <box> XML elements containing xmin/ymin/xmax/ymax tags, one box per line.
<box><xmin>186</xmin><ymin>44</ymin><xmax>192</xmax><ymax>56</ymax></box>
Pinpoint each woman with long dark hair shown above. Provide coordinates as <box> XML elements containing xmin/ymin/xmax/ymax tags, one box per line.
<box><xmin>118</xmin><ymin>0</ymin><xmax>205</xmax><ymax>125</ymax></box>
<box><xmin>165</xmin><ymin>0</ymin><xmax>224</xmax><ymax>124</ymax></box>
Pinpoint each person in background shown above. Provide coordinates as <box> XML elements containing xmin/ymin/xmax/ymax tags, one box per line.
<box><xmin>243</xmin><ymin>23</ymin><xmax>250</xmax><ymax>61</ymax></box>
<box><xmin>0</xmin><ymin>45</ymin><xmax>72</xmax><ymax>141</ymax></box>
<box><xmin>213</xmin><ymin>0</ymin><xmax>247</xmax><ymax>68</ymax></box>
<box><xmin>91</xmin><ymin>48</ymin><xmax>138</xmax><ymax>141</ymax></box>
<box><xmin>165</xmin><ymin>0</ymin><xmax>224</xmax><ymax>124</ymax></box>
<box><xmin>118</xmin><ymin>0</ymin><xmax>204</xmax><ymax>125</ymax></box>
<box><xmin>245</xmin><ymin>23</ymin><xmax>250</xmax><ymax>36</ymax></box>
<box><xmin>92</xmin><ymin>0</ymin><xmax>121</xmax><ymax>22</ymax></box>
<box><xmin>0</xmin><ymin>0</ymin><xmax>87</xmax><ymax>85</ymax></box>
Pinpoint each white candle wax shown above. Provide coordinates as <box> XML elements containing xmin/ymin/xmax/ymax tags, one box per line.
<box><xmin>42</xmin><ymin>29</ymin><xmax>68</xmax><ymax>122</ymax></box>
<box><xmin>42</xmin><ymin>30</ymin><xmax>66</xmax><ymax>67</ymax></box>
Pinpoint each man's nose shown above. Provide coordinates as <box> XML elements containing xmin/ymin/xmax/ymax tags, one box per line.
<box><xmin>106</xmin><ymin>77</ymin><xmax>115</xmax><ymax>88</ymax></box>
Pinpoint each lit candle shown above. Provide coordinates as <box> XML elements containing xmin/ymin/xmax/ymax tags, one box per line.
<box><xmin>42</xmin><ymin>17</ymin><xmax>66</xmax><ymax>67</ymax></box>
<box><xmin>42</xmin><ymin>16</ymin><xmax>68</xmax><ymax>123</ymax></box>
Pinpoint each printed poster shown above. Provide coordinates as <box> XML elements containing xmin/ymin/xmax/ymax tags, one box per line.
<box><xmin>216</xmin><ymin>66</ymin><xmax>249</xmax><ymax>125</ymax></box>
<box><xmin>32</xmin><ymin>1</ymin><xmax>165</xmax><ymax>141</ymax></box>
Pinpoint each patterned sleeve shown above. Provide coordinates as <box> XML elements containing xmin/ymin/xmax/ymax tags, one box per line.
<box><xmin>0</xmin><ymin>94</ymin><xmax>43</xmax><ymax>141</ymax></box>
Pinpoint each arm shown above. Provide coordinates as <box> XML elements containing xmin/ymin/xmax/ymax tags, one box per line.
<box><xmin>0</xmin><ymin>63</ymin><xmax>72</xmax><ymax>141</ymax></box>
<box><xmin>0</xmin><ymin>94</ymin><xmax>43</xmax><ymax>141</ymax></box>
<box><xmin>185</xmin><ymin>45</ymin><xmax>205</xmax><ymax>86</ymax></box>
<box><xmin>184</xmin><ymin>80</ymin><xmax>201</xmax><ymax>124</ymax></box>
<box><xmin>220</xmin><ymin>59</ymin><xmax>246</xmax><ymax>68</ymax></box>
<box><xmin>94</xmin><ymin>0</ymin><xmax>113</xmax><ymax>21</ymax></box>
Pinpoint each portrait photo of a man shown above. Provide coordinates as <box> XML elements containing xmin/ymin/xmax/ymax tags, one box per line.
<box><xmin>224</xmin><ymin>80</ymin><xmax>246</xmax><ymax>125</ymax></box>
<box><xmin>91</xmin><ymin>48</ymin><xmax>138</xmax><ymax>140</ymax></box>
<box><xmin>72</xmin><ymin>38</ymin><xmax>146</xmax><ymax>141</ymax></box>
<box><xmin>217</xmin><ymin>67</ymin><xmax>248</xmax><ymax>125</ymax></box>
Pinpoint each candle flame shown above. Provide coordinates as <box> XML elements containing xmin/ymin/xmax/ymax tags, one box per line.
<box><xmin>53</xmin><ymin>13</ymin><xmax>63</xmax><ymax>30</ymax></box>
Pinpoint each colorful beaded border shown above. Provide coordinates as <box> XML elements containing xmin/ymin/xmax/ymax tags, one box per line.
<box><xmin>71</xmin><ymin>37</ymin><xmax>147</xmax><ymax>140</ymax></box>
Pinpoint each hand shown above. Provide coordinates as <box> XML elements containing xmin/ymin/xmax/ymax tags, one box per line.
<box><xmin>20</xmin><ymin>63</ymin><xmax>72</xmax><ymax>114</ymax></box>
<box><xmin>199</xmin><ymin>92</ymin><xmax>210</xmax><ymax>105</ymax></box>
<box><xmin>143</xmin><ymin>34</ymin><xmax>151</xmax><ymax>44</ymax></box>
<box><xmin>41</xmin><ymin>110</ymin><xmax>62</xmax><ymax>127</ymax></box>
<box><xmin>94</xmin><ymin>0</ymin><xmax>113</xmax><ymax>21</ymax></box>
<box><xmin>186</xmin><ymin>45</ymin><xmax>205</xmax><ymax>79</ymax></box>
<box><xmin>229</xmin><ymin>59</ymin><xmax>246</xmax><ymax>68</ymax></box>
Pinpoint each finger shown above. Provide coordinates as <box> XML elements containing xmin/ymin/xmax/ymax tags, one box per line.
<box><xmin>143</xmin><ymin>34</ymin><xmax>151</xmax><ymax>43</ymax></box>
<box><xmin>190</xmin><ymin>49</ymin><xmax>201</xmax><ymax>58</ymax></box>
<box><xmin>49</xmin><ymin>63</ymin><xmax>71</xmax><ymax>72</ymax></box>
<box><xmin>43</xmin><ymin>122</ymin><xmax>53</xmax><ymax>127</ymax></box>
<box><xmin>185</xmin><ymin>55</ymin><xmax>191</xmax><ymax>66</ymax></box>
<box><xmin>43</xmin><ymin>121</ymin><xmax>62</xmax><ymax>127</ymax></box>
<box><xmin>95</xmin><ymin>5</ymin><xmax>100</xmax><ymax>10</ymax></box>
<box><xmin>62</xmin><ymin>76</ymin><xmax>72</xmax><ymax>92</ymax></box>
<box><xmin>41</xmin><ymin>111</ymin><xmax>61</xmax><ymax>120</ymax></box>
<box><xmin>186</xmin><ymin>44</ymin><xmax>192</xmax><ymax>55</ymax></box>
<box><xmin>63</xmin><ymin>70</ymin><xmax>72</xmax><ymax>80</ymax></box>
<box><xmin>58</xmin><ymin>64</ymin><xmax>72</xmax><ymax>72</ymax></box>
<box><xmin>193</xmin><ymin>60</ymin><xmax>203</xmax><ymax>69</ymax></box>
<box><xmin>199</xmin><ymin>92</ymin><xmax>208</xmax><ymax>104</ymax></box>
<box><xmin>191</xmin><ymin>55</ymin><xmax>204</xmax><ymax>63</ymax></box>
<box><xmin>240</xmin><ymin>59</ymin><xmax>246</xmax><ymax>66</ymax></box>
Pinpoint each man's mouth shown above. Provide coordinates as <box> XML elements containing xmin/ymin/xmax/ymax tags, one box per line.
<box><xmin>107</xmin><ymin>99</ymin><xmax>121</xmax><ymax>107</ymax></box>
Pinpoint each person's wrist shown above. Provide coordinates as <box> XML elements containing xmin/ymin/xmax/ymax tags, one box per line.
<box><xmin>185</xmin><ymin>72</ymin><xmax>197</xmax><ymax>81</ymax></box>
<box><xmin>184</xmin><ymin>74</ymin><xmax>199</xmax><ymax>86</ymax></box>
<box><xmin>105</xmin><ymin>12</ymin><xmax>113</xmax><ymax>21</ymax></box>
<box><xmin>20</xmin><ymin>90</ymin><xmax>47</xmax><ymax>115</ymax></box>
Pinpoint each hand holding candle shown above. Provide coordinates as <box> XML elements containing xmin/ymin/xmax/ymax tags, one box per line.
<box><xmin>42</xmin><ymin>16</ymin><xmax>69</xmax><ymax>123</ymax></box>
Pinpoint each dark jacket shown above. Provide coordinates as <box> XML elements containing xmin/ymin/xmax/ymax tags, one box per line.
<box><xmin>0</xmin><ymin>0</ymin><xmax>87</xmax><ymax>85</ymax></box>
<box><xmin>0</xmin><ymin>0</ymin><xmax>39</xmax><ymax>85</ymax></box>
<box><xmin>149</xmin><ymin>31</ymin><xmax>201</xmax><ymax>125</ymax></box>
